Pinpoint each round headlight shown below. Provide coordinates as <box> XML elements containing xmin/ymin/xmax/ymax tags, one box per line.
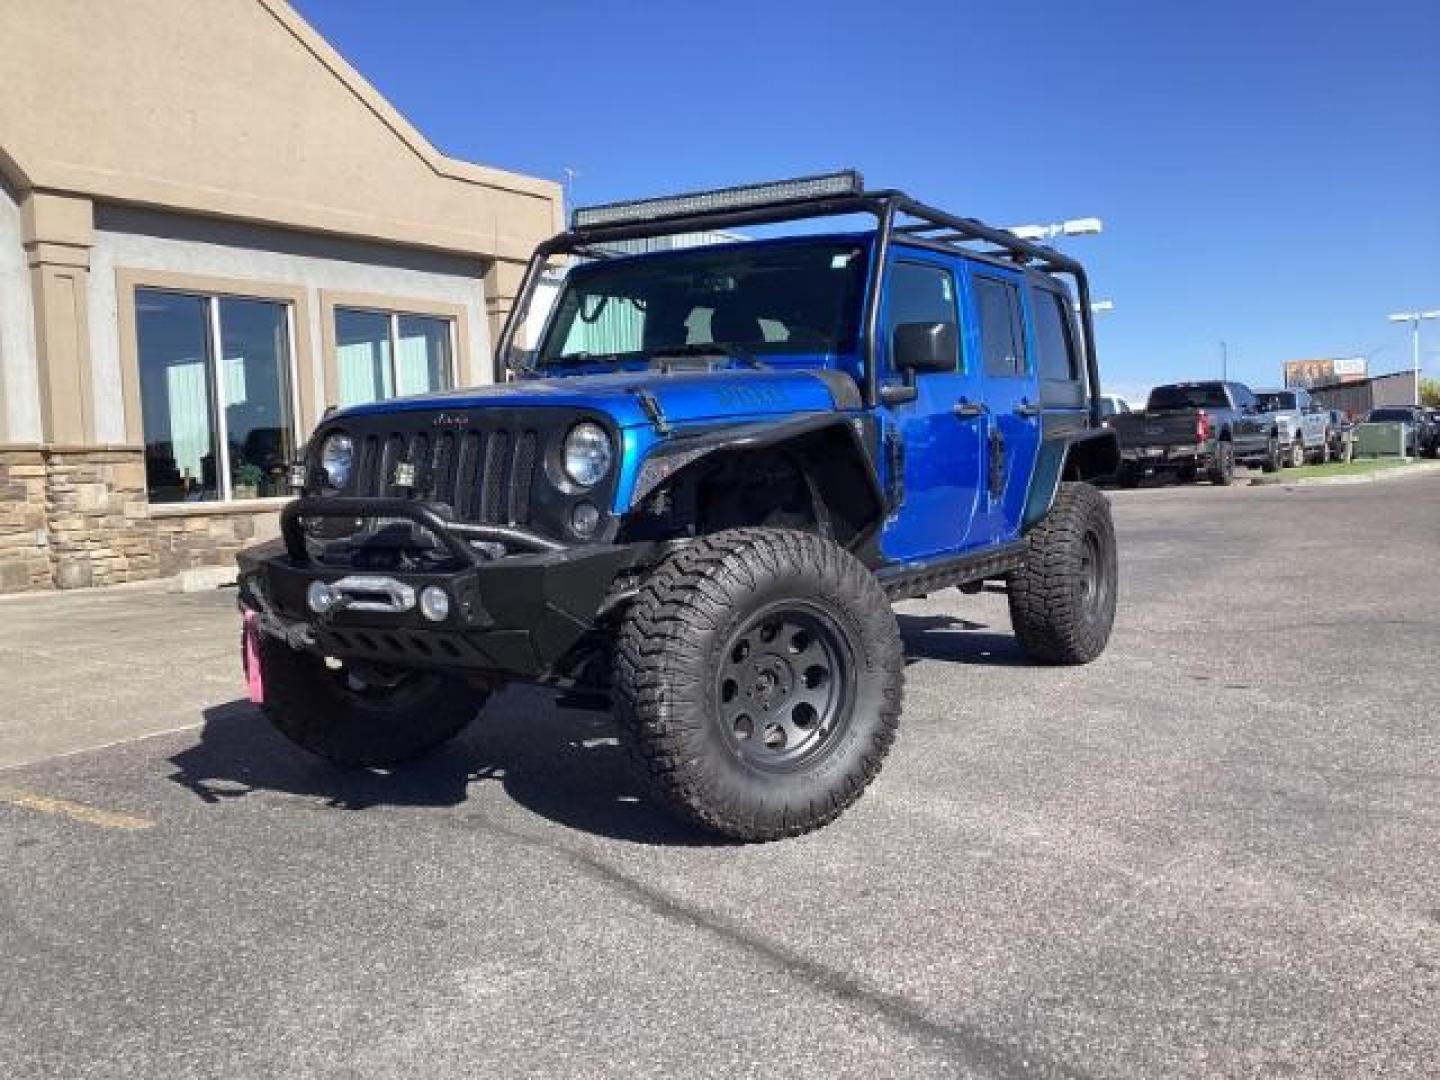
<box><xmin>562</xmin><ymin>422</ymin><xmax>612</xmax><ymax>488</ymax></box>
<box><xmin>320</xmin><ymin>433</ymin><xmax>354</xmax><ymax>489</ymax></box>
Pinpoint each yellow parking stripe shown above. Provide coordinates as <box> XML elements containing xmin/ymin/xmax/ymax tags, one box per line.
<box><xmin>0</xmin><ymin>785</ymin><xmax>154</xmax><ymax>831</ymax></box>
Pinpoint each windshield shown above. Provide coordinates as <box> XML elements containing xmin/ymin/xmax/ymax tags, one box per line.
<box><xmin>1148</xmin><ymin>384</ymin><xmax>1230</xmax><ymax>410</ymax></box>
<box><xmin>536</xmin><ymin>241</ymin><xmax>868</xmax><ymax>367</ymax></box>
<box><xmin>1255</xmin><ymin>392</ymin><xmax>1296</xmax><ymax>411</ymax></box>
<box><xmin>1368</xmin><ymin>408</ymin><xmax>1412</xmax><ymax>422</ymax></box>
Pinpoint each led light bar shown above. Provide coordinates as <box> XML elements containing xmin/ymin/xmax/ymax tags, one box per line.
<box><xmin>571</xmin><ymin>170</ymin><xmax>865</xmax><ymax>230</ymax></box>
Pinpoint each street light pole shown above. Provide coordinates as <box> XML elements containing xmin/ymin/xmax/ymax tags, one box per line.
<box><xmin>1220</xmin><ymin>339</ymin><xmax>1228</xmax><ymax>382</ymax></box>
<box><xmin>1006</xmin><ymin>217</ymin><xmax>1104</xmax><ymax>241</ymax></box>
<box><xmin>1388</xmin><ymin>309</ymin><xmax>1440</xmax><ymax>406</ymax></box>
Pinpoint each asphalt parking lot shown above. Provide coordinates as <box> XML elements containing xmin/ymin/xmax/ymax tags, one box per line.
<box><xmin>2</xmin><ymin>472</ymin><xmax>1437</xmax><ymax>1079</ymax></box>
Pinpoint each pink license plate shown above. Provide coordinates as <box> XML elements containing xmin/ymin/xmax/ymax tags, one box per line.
<box><xmin>242</xmin><ymin>609</ymin><xmax>265</xmax><ymax>705</ymax></box>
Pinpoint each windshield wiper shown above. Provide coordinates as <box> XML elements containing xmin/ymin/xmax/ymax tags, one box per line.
<box><xmin>648</xmin><ymin>342</ymin><xmax>767</xmax><ymax>369</ymax></box>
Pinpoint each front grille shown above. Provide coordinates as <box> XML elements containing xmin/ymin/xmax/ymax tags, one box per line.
<box><xmin>348</xmin><ymin>426</ymin><xmax>541</xmax><ymax>525</ymax></box>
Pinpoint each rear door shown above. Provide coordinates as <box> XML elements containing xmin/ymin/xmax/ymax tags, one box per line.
<box><xmin>967</xmin><ymin>268</ymin><xmax>1041</xmax><ymax>543</ymax></box>
<box><xmin>1229</xmin><ymin>383</ymin><xmax>1269</xmax><ymax>454</ymax></box>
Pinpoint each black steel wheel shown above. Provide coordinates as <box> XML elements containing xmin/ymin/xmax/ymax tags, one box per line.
<box><xmin>717</xmin><ymin>603</ymin><xmax>854</xmax><ymax>773</ymax></box>
<box><xmin>614</xmin><ymin>528</ymin><xmax>903</xmax><ymax>842</ymax></box>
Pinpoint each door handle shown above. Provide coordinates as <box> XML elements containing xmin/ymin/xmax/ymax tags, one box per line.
<box><xmin>953</xmin><ymin>401</ymin><xmax>986</xmax><ymax>418</ymax></box>
<box><xmin>1014</xmin><ymin>403</ymin><xmax>1041</xmax><ymax>418</ymax></box>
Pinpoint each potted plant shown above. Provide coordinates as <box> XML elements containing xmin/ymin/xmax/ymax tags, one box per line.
<box><xmin>233</xmin><ymin>462</ymin><xmax>265</xmax><ymax>500</ymax></box>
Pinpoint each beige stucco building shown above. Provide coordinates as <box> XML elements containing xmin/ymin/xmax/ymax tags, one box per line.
<box><xmin>0</xmin><ymin>0</ymin><xmax>561</xmax><ymax>592</ymax></box>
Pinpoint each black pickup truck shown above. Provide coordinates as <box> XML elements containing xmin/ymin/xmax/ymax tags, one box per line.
<box><xmin>1108</xmin><ymin>381</ymin><xmax>1280</xmax><ymax>486</ymax></box>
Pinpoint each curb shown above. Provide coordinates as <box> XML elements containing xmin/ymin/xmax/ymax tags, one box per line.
<box><xmin>1248</xmin><ymin>461</ymin><xmax>1440</xmax><ymax>488</ymax></box>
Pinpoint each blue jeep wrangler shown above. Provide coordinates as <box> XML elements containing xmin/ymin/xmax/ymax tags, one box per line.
<box><xmin>236</xmin><ymin>172</ymin><xmax>1120</xmax><ymax>841</ymax></box>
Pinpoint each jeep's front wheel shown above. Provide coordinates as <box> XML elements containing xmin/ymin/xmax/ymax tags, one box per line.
<box><xmin>1007</xmin><ymin>481</ymin><xmax>1117</xmax><ymax>665</ymax></box>
<box><xmin>613</xmin><ymin>528</ymin><xmax>903</xmax><ymax>842</ymax></box>
<box><xmin>254</xmin><ymin>635</ymin><xmax>483</xmax><ymax>767</ymax></box>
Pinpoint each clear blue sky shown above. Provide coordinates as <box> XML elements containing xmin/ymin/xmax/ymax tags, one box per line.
<box><xmin>295</xmin><ymin>0</ymin><xmax>1439</xmax><ymax>401</ymax></box>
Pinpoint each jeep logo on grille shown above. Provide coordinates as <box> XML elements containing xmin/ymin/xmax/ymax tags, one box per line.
<box><xmin>432</xmin><ymin>412</ymin><xmax>470</xmax><ymax>428</ymax></box>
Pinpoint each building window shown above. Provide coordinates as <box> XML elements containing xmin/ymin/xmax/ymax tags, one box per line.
<box><xmin>136</xmin><ymin>288</ymin><xmax>296</xmax><ymax>503</ymax></box>
<box><xmin>334</xmin><ymin>308</ymin><xmax>454</xmax><ymax>406</ymax></box>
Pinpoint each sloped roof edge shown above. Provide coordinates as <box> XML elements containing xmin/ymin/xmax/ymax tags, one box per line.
<box><xmin>259</xmin><ymin>0</ymin><xmax>559</xmax><ymax>205</ymax></box>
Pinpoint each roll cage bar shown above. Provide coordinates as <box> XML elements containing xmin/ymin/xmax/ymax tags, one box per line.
<box><xmin>495</xmin><ymin>183</ymin><xmax>1103</xmax><ymax>426</ymax></box>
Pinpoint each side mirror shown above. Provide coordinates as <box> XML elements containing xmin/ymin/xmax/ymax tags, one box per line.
<box><xmin>892</xmin><ymin>321</ymin><xmax>958</xmax><ymax>375</ymax></box>
<box><xmin>504</xmin><ymin>344</ymin><xmax>536</xmax><ymax>376</ymax></box>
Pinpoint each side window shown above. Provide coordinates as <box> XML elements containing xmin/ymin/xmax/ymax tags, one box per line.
<box><xmin>975</xmin><ymin>276</ymin><xmax>1025</xmax><ymax>376</ymax></box>
<box><xmin>1033</xmin><ymin>289</ymin><xmax>1080</xmax><ymax>383</ymax></box>
<box><xmin>885</xmin><ymin>261</ymin><xmax>960</xmax><ymax>371</ymax></box>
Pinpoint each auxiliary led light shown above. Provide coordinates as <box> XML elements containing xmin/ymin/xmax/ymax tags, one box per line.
<box><xmin>419</xmin><ymin>586</ymin><xmax>451</xmax><ymax>623</ymax></box>
<box><xmin>572</xmin><ymin>171</ymin><xmax>864</xmax><ymax>229</ymax></box>
<box><xmin>306</xmin><ymin>581</ymin><xmax>336</xmax><ymax>615</ymax></box>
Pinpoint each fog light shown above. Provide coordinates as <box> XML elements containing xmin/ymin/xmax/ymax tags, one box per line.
<box><xmin>306</xmin><ymin>580</ymin><xmax>336</xmax><ymax>614</ymax></box>
<box><xmin>571</xmin><ymin>501</ymin><xmax>600</xmax><ymax>538</ymax></box>
<box><xmin>419</xmin><ymin>586</ymin><xmax>450</xmax><ymax>623</ymax></box>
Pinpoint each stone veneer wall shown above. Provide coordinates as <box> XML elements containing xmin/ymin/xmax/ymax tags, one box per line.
<box><xmin>0</xmin><ymin>446</ymin><xmax>280</xmax><ymax>592</ymax></box>
<box><xmin>0</xmin><ymin>449</ymin><xmax>54</xmax><ymax>592</ymax></box>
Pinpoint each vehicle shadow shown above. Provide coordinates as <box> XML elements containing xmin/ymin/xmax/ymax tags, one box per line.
<box><xmin>169</xmin><ymin>614</ymin><xmax>1032</xmax><ymax>842</ymax></box>
<box><xmin>167</xmin><ymin>691</ymin><xmax>721</xmax><ymax>847</ymax></box>
<box><xmin>897</xmin><ymin>613</ymin><xmax>1029</xmax><ymax>667</ymax></box>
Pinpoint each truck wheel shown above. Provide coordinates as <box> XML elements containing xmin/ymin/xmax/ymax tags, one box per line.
<box><xmin>1116</xmin><ymin>464</ymin><xmax>1142</xmax><ymax>488</ymax></box>
<box><xmin>1287</xmin><ymin>438</ymin><xmax>1305</xmax><ymax>468</ymax></box>
<box><xmin>1176</xmin><ymin>465</ymin><xmax>1198</xmax><ymax>484</ymax></box>
<box><xmin>613</xmin><ymin>528</ymin><xmax>903</xmax><ymax>842</ymax></box>
<box><xmin>1208</xmin><ymin>439</ymin><xmax>1236</xmax><ymax>485</ymax></box>
<box><xmin>255</xmin><ymin>634</ymin><xmax>482</xmax><ymax>767</ymax></box>
<box><xmin>1008</xmin><ymin>482</ymin><xmax>1117</xmax><ymax>665</ymax></box>
<box><xmin>1261</xmin><ymin>435</ymin><xmax>1281</xmax><ymax>473</ymax></box>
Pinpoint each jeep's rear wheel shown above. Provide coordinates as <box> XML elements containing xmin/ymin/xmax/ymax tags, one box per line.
<box><xmin>1008</xmin><ymin>481</ymin><xmax>1117</xmax><ymax>665</ymax></box>
<box><xmin>613</xmin><ymin>528</ymin><xmax>903</xmax><ymax>842</ymax></box>
<box><xmin>254</xmin><ymin>635</ymin><xmax>482</xmax><ymax>767</ymax></box>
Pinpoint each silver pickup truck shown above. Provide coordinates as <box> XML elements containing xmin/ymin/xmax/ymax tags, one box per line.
<box><xmin>1254</xmin><ymin>388</ymin><xmax>1333</xmax><ymax>466</ymax></box>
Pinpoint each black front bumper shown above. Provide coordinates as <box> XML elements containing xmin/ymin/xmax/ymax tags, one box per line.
<box><xmin>237</xmin><ymin>498</ymin><xmax>651</xmax><ymax>680</ymax></box>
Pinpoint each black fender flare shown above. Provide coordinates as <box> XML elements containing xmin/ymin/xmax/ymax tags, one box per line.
<box><xmin>1023</xmin><ymin>428</ymin><xmax>1120</xmax><ymax>531</ymax></box>
<box><xmin>626</xmin><ymin>413</ymin><xmax>886</xmax><ymax>552</ymax></box>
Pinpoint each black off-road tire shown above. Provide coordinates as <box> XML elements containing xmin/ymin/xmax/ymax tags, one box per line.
<box><xmin>613</xmin><ymin>528</ymin><xmax>903</xmax><ymax>842</ymax></box>
<box><xmin>255</xmin><ymin>635</ymin><xmax>482</xmax><ymax>767</ymax></box>
<box><xmin>1007</xmin><ymin>482</ymin><xmax>1117</xmax><ymax>665</ymax></box>
<box><xmin>1116</xmin><ymin>464</ymin><xmax>1142</xmax><ymax>488</ymax></box>
<box><xmin>1208</xmin><ymin>439</ymin><xmax>1236</xmax><ymax>486</ymax></box>
<box><xmin>1176</xmin><ymin>464</ymin><xmax>1198</xmax><ymax>484</ymax></box>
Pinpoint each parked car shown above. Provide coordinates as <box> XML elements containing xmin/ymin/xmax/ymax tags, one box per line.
<box><xmin>235</xmin><ymin>172</ymin><xmax>1122</xmax><ymax>842</ymax></box>
<box><xmin>1324</xmin><ymin>408</ymin><xmax>1354</xmax><ymax>461</ymax></box>
<box><xmin>1096</xmin><ymin>394</ymin><xmax>1134</xmax><ymax>419</ymax></box>
<box><xmin>1254</xmin><ymin>387</ymin><xmax>1332</xmax><ymax>466</ymax></box>
<box><xmin>1108</xmin><ymin>380</ymin><xmax>1280</xmax><ymax>486</ymax></box>
<box><xmin>1365</xmin><ymin>406</ymin><xmax>1437</xmax><ymax>457</ymax></box>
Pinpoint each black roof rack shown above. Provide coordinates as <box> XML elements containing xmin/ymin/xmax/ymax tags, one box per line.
<box><xmin>497</xmin><ymin>173</ymin><xmax>1102</xmax><ymax>420</ymax></box>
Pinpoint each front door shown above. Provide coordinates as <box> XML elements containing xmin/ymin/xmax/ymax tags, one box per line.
<box><xmin>877</xmin><ymin>255</ymin><xmax>985</xmax><ymax>562</ymax></box>
<box><xmin>968</xmin><ymin>270</ymin><xmax>1041</xmax><ymax>543</ymax></box>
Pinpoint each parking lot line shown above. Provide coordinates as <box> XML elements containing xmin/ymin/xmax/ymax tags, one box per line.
<box><xmin>0</xmin><ymin>783</ymin><xmax>154</xmax><ymax>830</ymax></box>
